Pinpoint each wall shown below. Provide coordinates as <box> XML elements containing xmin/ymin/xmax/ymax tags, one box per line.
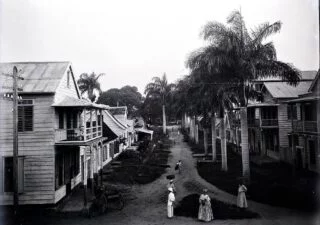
<box><xmin>0</xmin><ymin>95</ymin><xmax>56</xmax><ymax>205</ymax></box>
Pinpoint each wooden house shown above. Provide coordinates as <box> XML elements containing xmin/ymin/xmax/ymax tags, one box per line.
<box><xmin>247</xmin><ymin>71</ymin><xmax>317</xmax><ymax>162</ymax></box>
<box><xmin>288</xmin><ymin>70</ymin><xmax>320</xmax><ymax>173</ymax></box>
<box><xmin>0</xmin><ymin>62</ymin><xmax>118</xmax><ymax>205</ymax></box>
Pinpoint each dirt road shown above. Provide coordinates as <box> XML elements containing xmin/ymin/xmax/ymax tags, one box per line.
<box><xmin>39</xmin><ymin>127</ymin><xmax>317</xmax><ymax>225</ymax></box>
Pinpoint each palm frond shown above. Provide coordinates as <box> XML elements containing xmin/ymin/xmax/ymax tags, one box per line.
<box><xmin>251</xmin><ymin>21</ymin><xmax>282</xmax><ymax>45</ymax></box>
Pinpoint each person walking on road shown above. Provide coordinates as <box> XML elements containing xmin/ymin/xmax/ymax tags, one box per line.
<box><xmin>198</xmin><ymin>189</ymin><xmax>214</xmax><ymax>222</ymax></box>
<box><xmin>167</xmin><ymin>187</ymin><xmax>175</xmax><ymax>218</ymax></box>
<box><xmin>237</xmin><ymin>182</ymin><xmax>248</xmax><ymax>209</ymax></box>
<box><xmin>175</xmin><ymin>160</ymin><xmax>182</xmax><ymax>174</ymax></box>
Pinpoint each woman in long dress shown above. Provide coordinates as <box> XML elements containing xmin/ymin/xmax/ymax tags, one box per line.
<box><xmin>198</xmin><ymin>189</ymin><xmax>214</xmax><ymax>222</ymax></box>
<box><xmin>237</xmin><ymin>183</ymin><xmax>248</xmax><ymax>208</ymax></box>
<box><xmin>167</xmin><ymin>187</ymin><xmax>175</xmax><ymax>218</ymax></box>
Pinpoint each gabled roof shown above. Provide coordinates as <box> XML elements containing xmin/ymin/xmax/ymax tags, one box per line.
<box><xmin>308</xmin><ymin>69</ymin><xmax>320</xmax><ymax>92</ymax></box>
<box><xmin>102</xmin><ymin>110</ymin><xmax>126</xmax><ymax>137</ymax></box>
<box><xmin>0</xmin><ymin>62</ymin><xmax>71</xmax><ymax>93</ymax></box>
<box><xmin>253</xmin><ymin>70</ymin><xmax>317</xmax><ymax>82</ymax></box>
<box><xmin>263</xmin><ymin>81</ymin><xmax>312</xmax><ymax>99</ymax></box>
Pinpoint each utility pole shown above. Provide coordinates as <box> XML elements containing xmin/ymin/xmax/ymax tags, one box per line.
<box><xmin>1</xmin><ymin>66</ymin><xmax>24</xmax><ymax>216</ymax></box>
<box><xmin>12</xmin><ymin>66</ymin><xmax>19</xmax><ymax>215</ymax></box>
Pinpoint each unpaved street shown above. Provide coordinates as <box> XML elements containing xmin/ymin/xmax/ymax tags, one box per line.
<box><xmin>38</xmin><ymin>127</ymin><xmax>316</xmax><ymax>225</ymax></box>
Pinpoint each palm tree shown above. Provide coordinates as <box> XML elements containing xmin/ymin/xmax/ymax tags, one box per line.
<box><xmin>187</xmin><ymin>10</ymin><xmax>300</xmax><ymax>180</ymax></box>
<box><xmin>145</xmin><ymin>73</ymin><xmax>175</xmax><ymax>134</ymax></box>
<box><xmin>77</xmin><ymin>72</ymin><xmax>105</xmax><ymax>102</ymax></box>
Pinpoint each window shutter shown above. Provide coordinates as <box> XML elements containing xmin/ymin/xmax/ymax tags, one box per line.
<box><xmin>24</xmin><ymin>106</ymin><xmax>33</xmax><ymax>131</ymax></box>
<box><xmin>18</xmin><ymin>158</ymin><xmax>24</xmax><ymax>193</ymax></box>
<box><xmin>18</xmin><ymin>107</ymin><xmax>23</xmax><ymax>132</ymax></box>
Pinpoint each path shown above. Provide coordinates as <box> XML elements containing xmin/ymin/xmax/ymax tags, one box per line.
<box><xmin>42</xmin><ymin>127</ymin><xmax>317</xmax><ymax>225</ymax></box>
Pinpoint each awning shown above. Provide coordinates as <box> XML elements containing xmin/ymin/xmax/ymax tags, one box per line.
<box><xmin>52</xmin><ymin>96</ymin><xmax>107</xmax><ymax>109</ymax></box>
<box><xmin>247</xmin><ymin>103</ymin><xmax>279</xmax><ymax>108</ymax></box>
<box><xmin>286</xmin><ymin>96</ymin><xmax>320</xmax><ymax>103</ymax></box>
<box><xmin>135</xmin><ymin>128</ymin><xmax>154</xmax><ymax>140</ymax></box>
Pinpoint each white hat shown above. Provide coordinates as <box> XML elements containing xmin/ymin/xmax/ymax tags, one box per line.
<box><xmin>168</xmin><ymin>187</ymin><xmax>173</xmax><ymax>192</ymax></box>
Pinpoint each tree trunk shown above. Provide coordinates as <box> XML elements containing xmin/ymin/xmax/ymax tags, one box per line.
<box><xmin>220</xmin><ymin>114</ymin><xmax>228</xmax><ymax>171</ymax></box>
<box><xmin>195</xmin><ymin>123</ymin><xmax>199</xmax><ymax>144</ymax></box>
<box><xmin>240</xmin><ymin>107</ymin><xmax>250</xmax><ymax>180</ymax></box>
<box><xmin>162</xmin><ymin>105</ymin><xmax>166</xmax><ymax>134</ymax></box>
<box><xmin>211</xmin><ymin>115</ymin><xmax>217</xmax><ymax>162</ymax></box>
<box><xmin>203</xmin><ymin>128</ymin><xmax>208</xmax><ymax>155</ymax></box>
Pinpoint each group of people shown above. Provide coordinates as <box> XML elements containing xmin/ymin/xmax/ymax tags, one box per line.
<box><xmin>167</xmin><ymin>180</ymin><xmax>248</xmax><ymax>222</ymax></box>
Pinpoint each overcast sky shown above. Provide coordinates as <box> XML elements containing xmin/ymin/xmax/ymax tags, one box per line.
<box><xmin>0</xmin><ymin>0</ymin><xmax>319</xmax><ymax>93</ymax></box>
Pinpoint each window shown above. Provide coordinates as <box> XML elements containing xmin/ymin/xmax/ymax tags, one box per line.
<box><xmin>66</xmin><ymin>113</ymin><xmax>72</xmax><ymax>129</ymax></box>
<box><xmin>287</xmin><ymin>105</ymin><xmax>297</xmax><ymax>120</ymax></box>
<box><xmin>288</xmin><ymin>135</ymin><xmax>298</xmax><ymax>147</ymax></box>
<box><xmin>3</xmin><ymin>157</ymin><xmax>24</xmax><ymax>193</ymax></box>
<box><xmin>55</xmin><ymin>153</ymin><xmax>64</xmax><ymax>189</ymax></box>
<box><xmin>18</xmin><ymin>99</ymin><xmax>33</xmax><ymax>132</ymax></box>
<box><xmin>59</xmin><ymin>111</ymin><xmax>64</xmax><ymax>129</ymax></box>
<box><xmin>309</xmin><ymin>140</ymin><xmax>316</xmax><ymax>165</ymax></box>
<box><xmin>226</xmin><ymin>130</ymin><xmax>231</xmax><ymax>141</ymax></box>
<box><xmin>71</xmin><ymin>150</ymin><xmax>80</xmax><ymax>177</ymax></box>
<box><xmin>73</xmin><ymin>113</ymin><xmax>78</xmax><ymax>128</ymax></box>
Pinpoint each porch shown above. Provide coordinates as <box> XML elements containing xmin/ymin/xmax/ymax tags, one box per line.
<box><xmin>53</xmin><ymin>96</ymin><xmax>105</xmax><ymax>144</ymax></box>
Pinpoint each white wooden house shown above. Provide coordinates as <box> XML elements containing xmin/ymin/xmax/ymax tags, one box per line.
<box><xmin>0</xmin><ymin>62</ymin><xmax>119</xmax><ymax>205</ymax></box>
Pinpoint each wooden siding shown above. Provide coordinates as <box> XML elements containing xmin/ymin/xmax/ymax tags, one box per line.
<box><xmin>54</xmin><ymin>66</ymin><xmax>79</xmax><ymax>104</ymax></box>
<box><xmin>0</xmin><ymin>95</ymin><xmax>56</xmax><ymax>205</ymax></box>
<box><xmin>0</xmin><ymin>95</ymin><xmax>55</xmax><ymax>156</ymax></box>
<box><xmin>278</xmin><ymin>104</ymin><xmax>291</xmax><ymax>148</ymax></box>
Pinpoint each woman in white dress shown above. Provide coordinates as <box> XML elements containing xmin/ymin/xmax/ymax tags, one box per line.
<box><xmin>167</xmin><ymin>187</ymin><xmax>175</xmax><ymax>218</ymax></box>
<box><xmin>198</xmin><ymin>189</ymin><xmax>214</xmax><ymax>222</ymax></box>
<box><xmin>237</xmin><ymin>183</ymin><xmax>248</xmax><ymax>208</ymax></box>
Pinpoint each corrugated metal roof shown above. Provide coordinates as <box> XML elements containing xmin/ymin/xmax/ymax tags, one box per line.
<box><xmin>264</xmin><ymin>81</ymin><xmax>312</xmax><ymax>99</ymax></box>
<box><xmin>253</xmin><ymin>70</ymin><xmax>317</xmax><ymax>82</ymax></box>
<box><xmin>52</xmin><ymin>96</ymin><xmax>107</xmax><ymax>109</ymax></box>
<box><xmin>0</xmin><ymin>62</ymin><xmax>70</xmax><ymax>93</ymax></box>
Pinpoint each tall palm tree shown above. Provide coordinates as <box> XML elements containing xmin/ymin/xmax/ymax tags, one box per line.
<box><xmin>77</xmin><ymin>72</ymin><xmax>105</xmax><ymax>102</ymax></box>
<box><xmin>187</xmin><ymin>10</ymin><xmax>300</xmax><ymax>180</ymax></box>
<box><xmin>145</xmin><ymin>73</ymin><xmax>175</xmax><ymax>134</ymax></box>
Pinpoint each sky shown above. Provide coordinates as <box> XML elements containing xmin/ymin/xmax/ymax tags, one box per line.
<box><xmin>0</xmin><ymin>0</ymin><xmax>319</xmax><ymax>94</ymax></box>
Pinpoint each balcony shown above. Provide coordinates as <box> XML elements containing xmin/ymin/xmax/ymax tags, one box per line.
<box><xmin>292</xmin><ymin>120</ymin><xmax>318</xmax><ymax>133</ymax></box>
<box><xmin>248</xmin><ymin>119</ymin><xmax>260</xmax><ymax>127</ymax></box>
<box><xmin>55</xmin><ymin>126</ymin><xmax>102</xmax><ymax>143</ymax></box>
<box><xmin>261</xmin><ymin>119</ymin><xmax>278</xmax><ymax>127</ymax></box>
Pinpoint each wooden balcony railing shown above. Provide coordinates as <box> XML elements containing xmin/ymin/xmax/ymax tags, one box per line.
<box><xmin>248</xmin><ymin>119</ymin><xmax>260</xmax><ymax>127</ymax></box>
<box><xmin>261</xmin><ymin>119</ymin><xmax>278</xmax><ymax>127</ymax></box>
<box><xmin>55</xmin><ymin>125</ymin><xmax>102</xmax><ymax>143</ymax></box>
<box><xmin>292</xmin><ymin>120</ymin><xmax>318</xmax><ymax>133</ymax></box>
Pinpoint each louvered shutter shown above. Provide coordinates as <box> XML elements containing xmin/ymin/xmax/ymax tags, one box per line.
<box><xmin>24</xmin><ymin>106</ymin><xmax>33</xmax><ymax>131</ymax></box>
<box><xmin>18</xmin><ymin>107</ymin><xmax>23</xmax><ymax>132</ymax></box>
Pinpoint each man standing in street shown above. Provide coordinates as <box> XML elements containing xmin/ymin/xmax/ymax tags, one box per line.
<box><xmin>167</xmin><ymin>187</ymin><xmax>175</xmax><ymax>218</ymax></box>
